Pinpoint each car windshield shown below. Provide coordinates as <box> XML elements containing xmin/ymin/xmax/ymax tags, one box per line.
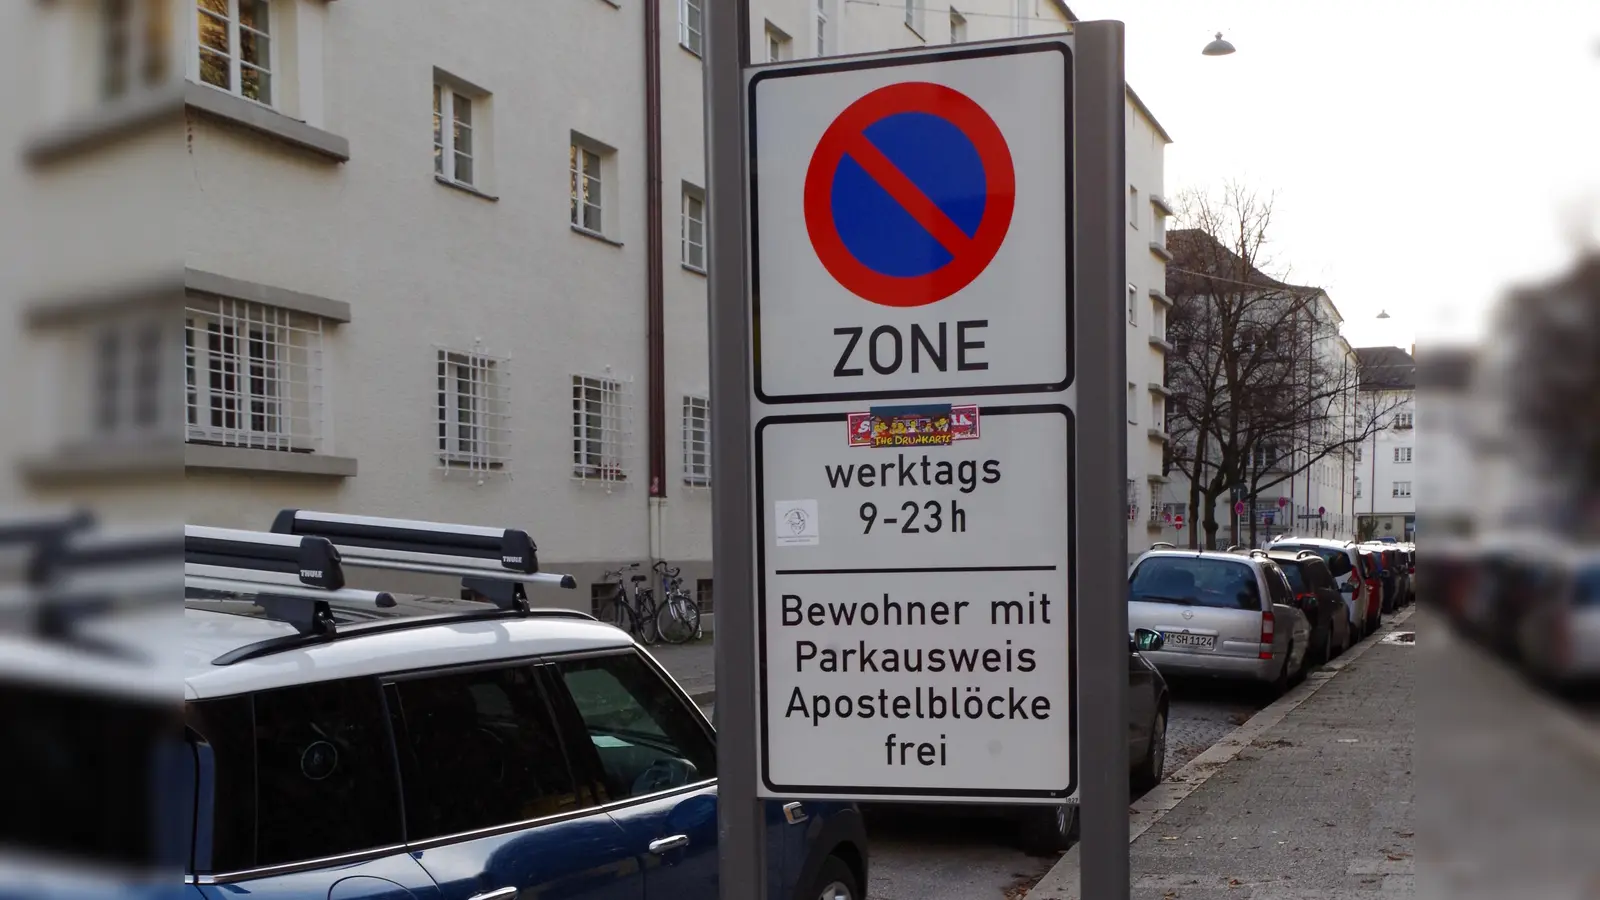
<box><xmin>1274</xmin><ymin>545</ymin><xmax>1351</xmax><ymax>577</ymax></box>
<box><xmin>1129</xmin><ymin>557</ymin><xmax>1261</xmax><ymax>611</ymax></box>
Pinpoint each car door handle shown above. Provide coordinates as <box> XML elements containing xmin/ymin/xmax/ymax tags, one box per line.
<box><xmin>467</xmin><ymin>888</ymin><xmax>519</xmax><ymax>900</ymax></box>
<box><xmin>649</xmin><ymin>834</ymin><xmax>691</xmax><ymax>854</ymax></box>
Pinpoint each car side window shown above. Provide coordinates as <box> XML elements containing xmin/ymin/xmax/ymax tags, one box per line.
<box><xmin>187</xmin><ymin>677</ymin><xmax>403</xmax><ymax>873</ymax></box>
<box><xmin>1327</xmin><ymin>553</ymin><xmax>1353</xmax><ymax>578</ymax></box>
<box><xmin>1263</xmin><ymin>565</ymin><xmax>1292</xmax><ymax>606</ymax></box>
<box><xmin>550</xmin><ymin>652</ymin><xmax>717</xmax><ymax>803</ymax></box>
<box><xmin>391</xmin><ymin>663</ymin><xmax>584</xmax><ymax>840</ymax></box>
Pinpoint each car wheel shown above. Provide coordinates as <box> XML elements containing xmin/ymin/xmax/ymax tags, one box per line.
<box><xmin>1017</xmin><ymin>803</ymin><xmax>1078</xmax><ymax>856</ymax></box>
<box><xmin>805</xmin><ymin>855</ymin><xmax>861</xmax><ymax>900</ymax></box>
<box><xmin>1320</xmin><ymin>626</ymin><xmax>1333</xmax><ymax>666</ymax></box>
<box><xmin>1132</xmin><ymin>707</ymin><xmax>1167</xmax><ymax>793</ymax></box>
<box><xmin>1264</xmin><ymin>644</ymin><xmax>1292</xmax><ymax>700</ymax></box>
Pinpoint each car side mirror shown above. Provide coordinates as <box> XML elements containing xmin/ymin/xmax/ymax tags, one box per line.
<box><xmin>1133</xmin><ymin>628</ymin><xmax>1164</xmax><ymax>653</ymax></box>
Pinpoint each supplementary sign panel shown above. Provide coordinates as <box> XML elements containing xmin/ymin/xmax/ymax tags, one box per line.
<box><xmin>755</xmin><ymin>406</ymin><xmax>1076</xmax><ymax>802</ymax></box>
<box><xmin>749</xmin><ymin>42</ymin><xmax>1073</xmax><ymax>404</ymax></box>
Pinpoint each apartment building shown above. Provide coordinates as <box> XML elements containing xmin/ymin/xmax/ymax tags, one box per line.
<box><xmin>4</xmin><ymin>0</ymin><xmax>1169</xmax><ymax>614</ymax></box>
<box><xmin>1355</xmin><ymin>345</ymin><xmax>1417</xmax><ymax>541</ymax></box>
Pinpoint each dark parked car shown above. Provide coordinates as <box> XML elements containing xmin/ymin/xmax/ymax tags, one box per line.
<box><xmin>1269</xmin><ymin>550</ymin><xmax>1353</xmax><ymax>663</ymax></box>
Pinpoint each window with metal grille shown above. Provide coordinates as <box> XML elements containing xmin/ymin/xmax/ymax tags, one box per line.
<box><xmin>103</xmin><ymin>0</ymin><xmax>171</xmax><ymax>100</ymax></box>
<box><xmin>572</xmin><ymin>373</ymin><xmax>631</xmax><ymax>484</ymax></box>
<box><xmin>195</xmin><ymin>0</ymin><xmax>273</xmax><ymax>105</ymax></box>
<box><xmin>570</xmin><ymin>143</ymin><xmax>604</xmax><ymax>234</ymax></box>
<box><xmin>682</xmin><ymin>395</ymin><xmax>710</xmax><ymax>485</ymax></box>
<box><xmin>682</xmin><ymin>187</ymin><xmax>706</xmax><ymax>271</ymax></box>
<box><xmin>1393</xmin><ymin>446</ymin><xmax>1412</xmax><ymax>464</ymax></box>
<box><xmin>679</xmin><ymin>0</ymin><xmax>703</xmax><ymax>55</ymax></box>
<box><xmin>437</xmin><ymin>349</ymin><xmax>510</xmax><ymax>473</ymax></box>
<box><xmin>433</xmin><ymin>83</ymin><xmax>476</xmax><ymax>186</ymax></box>
<box><xmin>696</xmin><ymin>578</ymin><xmax>714</xmax><ymax>615</ymax></box>
<box><xmin>93</xmin><ymin>316</ymin><xmax>173</xmax><ymax>440</ymax></box>
<box><xmin>184</xmin><ymin>296</ymin><xmax>324</xmax><ymax>452</ymax></box>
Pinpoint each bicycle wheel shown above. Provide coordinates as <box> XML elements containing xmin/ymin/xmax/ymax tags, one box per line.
<box><xmin>635</xmin><ymin>590</ymin><xmax>660</xmax><ymax>644</ymax></box>
<box><xmin>656</xmin><ymin>592</ymin><xmax>701</xmax><ymax>645</ymax></box>
<box><xmin>602</xmin><ymin>587</ymin><xmax>637</xmax><ymax>635</ymax></box>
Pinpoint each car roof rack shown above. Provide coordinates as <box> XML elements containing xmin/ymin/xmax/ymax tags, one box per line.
<box><xmin>0</xmin><ymin>507</ymin><xmax>97</xmax><ymax>586</ymax></box>
<box><xmin>4</xmin><ymin>521</ymin><xmax>178</xmax><ymax>648</ymax></box>
<box><xmin>185</xmin><ymin>525</ymin><xmax>397</xmax><ymax>635</ymax></box>
<box><xmin>269</xmin><ymin>509</ymin><xmax>578</xmax><ymax>604</ymax></box>
<box><xmin>1149</xmin><ymin>541</ymin><xmax>1177</xmax><ymax>550</ymax></box>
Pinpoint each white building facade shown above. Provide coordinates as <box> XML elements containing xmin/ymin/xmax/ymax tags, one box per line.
<box><xmin>5</xmin><ymin>0</ymin><xmax>1169</xmax><ymax>613</ymax></box>
<box><xmin>1354</xmin><ymin>346</ymin><xmax>1418</xmax><ymax>541</ymax></box>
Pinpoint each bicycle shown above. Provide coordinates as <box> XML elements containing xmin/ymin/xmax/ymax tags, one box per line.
<box><xmin>651</xmin><ymin>560</ymin><xmax>702</xmax><ymax>645</ymax></box>
<box><xmin>599</xmin><ymin>563</ymin><xmax>660</xmax><ymax>644</ymax></box>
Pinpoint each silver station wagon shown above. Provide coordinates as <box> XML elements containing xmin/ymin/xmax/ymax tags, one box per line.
<box><xmin>1127</xmin><ymin>548</ymin><xmax>1311</xmax><ymax>697</ymax></box>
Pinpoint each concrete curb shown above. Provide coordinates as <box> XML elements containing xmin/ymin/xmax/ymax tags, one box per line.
<box><xmin>1026</xmin><ymin>605</ymin><xmax>1418</xmax><ymax>900</ymax></box>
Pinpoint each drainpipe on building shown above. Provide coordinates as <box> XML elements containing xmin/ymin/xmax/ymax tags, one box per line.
<box><xmin>644</xmin><ymin>0</ymin><xmax>668</xmax><ymax>562</ymax></box>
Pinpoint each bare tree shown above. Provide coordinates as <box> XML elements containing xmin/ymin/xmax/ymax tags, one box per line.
<box><xmin>1165</xmin><ymin>184</ymin><xmax>1405</xmax><ymax>548</ymax></box>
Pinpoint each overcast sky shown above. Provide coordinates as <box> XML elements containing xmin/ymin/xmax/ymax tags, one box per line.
<box><xmin>1064</xmin><ymin>0</ymin><xmax>1600</xmax><ymax>354</ymax></box>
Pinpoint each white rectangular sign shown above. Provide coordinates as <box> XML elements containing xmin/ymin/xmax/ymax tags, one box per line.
<box><xmin>755</xmin><ymin>409</ymin><xmax>1074</xmax><ymax>801</ymax></box>
<box><xmin>748</xmin><ymin>38</ymin><xmax>1076</xmax><ymax>804</ymax></box>
<box><xmin>749</xmin><ymin>42</ymin><xmax>1072</xmax><ymax>405</ymax></box>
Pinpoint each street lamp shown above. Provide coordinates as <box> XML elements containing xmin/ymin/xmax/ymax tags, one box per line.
<box><xmin>1202</xmin><ymin>32</ymin><xmax>1236</xmax><ymax>56</ymax></box>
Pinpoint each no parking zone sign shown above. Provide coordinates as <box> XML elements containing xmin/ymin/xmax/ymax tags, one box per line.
<box><xmin>748</xmin><ymin>38</ymin><xmax>1078</xmax><ymax>805</ymax></box>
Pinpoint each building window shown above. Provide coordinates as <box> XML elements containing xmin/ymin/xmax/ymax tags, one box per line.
<box><xmin>93</xmin><ymin>316</ymin><xmax>173</xmax><ymax>440</ymax></box>
<box><xmin>195</xmin><ymin>0</ymin><xmax>273</xmax><ymax>105</ymax></box>
<box><xmin>570</xmin><ymin>142</ymin><xmax>604</xmax><ymax>234</ymax></box>
<box><xmin>437</xmin><ymin>349</ymin><xmax>510</xmax><ymax>473</ymax></box>
<box><xmin>1151</xmin><ymin>303</ymin><xmax>1166</xmax><ymax>341</ymax></box>
<box><xmin>765</xmin><ymin>23</ymin><xmax>791</xmax><ymax>61</ymax></box>
<box><xmin>1392</xmin><ymin>411</ymin><xmax>1414</xmax><ymax>429</ymax></box>
<box><xmin>1150</xmin><ymin>398</ymin><xmax>1163</xmax><ymax>433</ymax></box>
<box><xmin>949</xmin><ymin>7</ymin><xmax>967</xmax><ymax>42</ymax></box>
<box><xmin>681</xmin><ymin>186</ymin><xmax>707</xmax><ymax>272</ymax></box>
<box><xmin>1393</xmin><ymin>446</ymin><xmax>1412</xmax><ymax>464</ymax></box>
<box><xmin>1128</xmin><ymin>186</ymin><xmax>1139</xmax><ymax>228</ymax></box>
<box><xmin>1127</xmin><ymin>283</ymin><xmax>1137</xmax><ymax>325</ymax></box>
<box><xmin>1392</xmin><ymin>481</ymin><xmax>1412</xmax><ymax>499</ymax></box>
<box><xmin>904</xmin><ymin>0</ymin><xmax>925</xmax><ymax>35</ymax></box>
<box><xmin>103</xmin><ymin>0</ymin><xmax>171</xmax><ymax>100</ymax></box>
<box><xmin>433</xmin><ymin>82</ymin><xmax>478</xmax><ymax>186</ymax></box>
<box><xmin>682</xmin><ymin>395</ymin><xmax>710</xmax><ymax>485</ymax></box>
<box><xmin>679</xmin><ymin>0</ymin><xmax>704</xmax><ymax>55</ymax></box>
<box><xmin>572</xmin><ymin>373</ymin><xmax>631</xmax><ymax>484</ymax></box>
<box><xmin>1354</xmin><ymin>477</ymin><xmax>1362</xmax><ymax>498</ymax></box>
<box><xmin>185</xmin><ymin>296</ymin><xmax>325</xmax><ymax>452</ymax></box>
<box><xmin>695</xmin><ymin>579</ymin><xmax>714</xmax><ymax>615</ymax></box>
<box><xmin>1354</xmin><ymin>445</ymin><xmax>1363</xmax><ymax>462</ymax></box>
<box><xmin>1127</xmin><ymin>383</ymin><xmax>1137</xmax><ymax>424</ymax></box>
<box><xmin>815</xmin><ymin>0</ymin><xmax>828</xmax><ymax>56</ymax></box>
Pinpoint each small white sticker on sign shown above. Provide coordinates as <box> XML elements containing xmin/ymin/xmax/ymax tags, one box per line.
<box><xmin>774</xmin><ymin>499</ymin><xmax>820</xmax><ymax>547</ymax></box>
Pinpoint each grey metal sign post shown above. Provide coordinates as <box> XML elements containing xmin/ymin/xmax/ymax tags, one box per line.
<box><xmin>1072</xmin><ymin>20</ymin><xmax>1130</xmax><ymax>900</ymax></box>
<box><xmin>704</xmin><ymin>1</ymin><xmax>765</xmax><ymax>899</ymax></box>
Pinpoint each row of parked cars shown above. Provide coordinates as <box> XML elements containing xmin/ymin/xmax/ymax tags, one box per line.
<box><xmin>1128</xmin><ymin>536</ymin><xmax>1416</xmax><ymax>698</ymax></box>
<box><xmin>1430</xmin><ymin>533</ymin><xmax>1600</xmax><ymax>691</ymax></box>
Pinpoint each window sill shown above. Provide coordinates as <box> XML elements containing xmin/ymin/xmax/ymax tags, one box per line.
<box><xmin>680</xmin><ymin>41</ymin><xmax>704</xmax><ymax>59</ymax></box>
<box><xmin>185</xmin><ymin>443</ymin><xmax>357</xmax><ymax>477</ymax></box>
<box><xmin>1147</xmin><ymin>429</ymin><xmax>1171</xmax><ymax>444</ymax></box>
<box><xmin>1148</xmin><ymin>242</ymin><xmax>1174</xmax><ymax>262</ymax></box>
<box><xmin>572</xmin><ymin>225</ymin><xmax>623</xmax><ymax>248</ymax></box>
<box><xmin>435</xmin><ymin>175</ymin><xmax>499</xmax><ymax>202</ymax></box>
<box><xmin>681</xmin><ymin>262</ymin><xmax>707</xmax><ymax>277</ymax></box>
<box><xmin>1148</xmin><ymin>288</ymin><xmax>1174</xmax><ymax>308</ymax></box>
<box><xmin>183</xmin><ymin>81</ymin><xmax>351</xmax><ymax>162</ymax></box>
<box><xmin>1147</xmin><ymin>382</ymin><xmax>1172</xmax><ymax>398</ymax></box>
<box><xmin>904</xmin><ymin>22</ymin><xmax>925</xmax><ymax>40</ymax></box>
<box><xmin>683</xmin><ymin>477</ymin><xmax>711</xmax><ymax>487</ymax></box>
<box><xmin>17</xmin><ymin>439</ymin><xmax>184</xmax><ymax>485</ymax></box>
<box><xmin>24</xmin><ymin>83</ymin><xmax>184</xmax><ymax>166</ymax></box>
<box><xmin>1151</xmin><ymin>194</ymin><xmax>1175</xmax><ymax>217</ymax></box>
<box><xmin>1148</xmin><ymin>335</ymin><xmax>1174</xmax><ymax>352</ymax></box>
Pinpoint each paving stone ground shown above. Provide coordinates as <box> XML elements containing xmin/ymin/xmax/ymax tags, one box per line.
<box><xmin>1119</xmin><ymin>626</ymin><xmax>1416</xmax><ymax>899</ymax></box>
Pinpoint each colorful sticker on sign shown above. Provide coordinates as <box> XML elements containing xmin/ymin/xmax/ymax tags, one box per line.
<box><xmin>847</xmin><ymin>404</ymin><xmax>980</xmax><ymax>448</ymax></box>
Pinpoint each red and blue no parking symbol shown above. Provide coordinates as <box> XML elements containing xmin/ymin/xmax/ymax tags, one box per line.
<box><xmin>804</xmin><ymin>82</ymin><xmax>1016</xmax><ymax>308</ymax></box>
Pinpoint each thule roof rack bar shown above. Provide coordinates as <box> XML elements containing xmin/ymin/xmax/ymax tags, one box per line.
<box><xmin>184</xmin><ymin>525</ymin><xmax>396</xmax><ymax>635</ymax></box>
<box><xmin>0</xmin><ymin>507</ymin><xmax>97</xmax><ymax>586</ymax></box>
<box><xmin>269</xmin><ymin>510</ymin><xmax>579</xmax><ymax>607</ymax></box>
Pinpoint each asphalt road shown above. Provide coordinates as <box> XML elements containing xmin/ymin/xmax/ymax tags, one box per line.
<box><xmin>706</xmin><ymin>682</ymin><xmax>1271</xmax><ymax>900</ymax></box>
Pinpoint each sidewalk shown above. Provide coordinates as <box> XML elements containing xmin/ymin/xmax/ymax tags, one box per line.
<box><xmin>649</xmin><ymin>637</ymin><xmax>718</xmax><ymax>706</ymax></box>
<box><xmin>1031</xmin><ymin>609</ymin><xmax>1417</xmax><ymax>899</ymax></box>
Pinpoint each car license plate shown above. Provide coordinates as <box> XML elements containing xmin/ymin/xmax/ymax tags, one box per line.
<box><xmin>1162</xmin><ymin>632</ymin><xmax>1216</xmax><ymax>650</ymax></box>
